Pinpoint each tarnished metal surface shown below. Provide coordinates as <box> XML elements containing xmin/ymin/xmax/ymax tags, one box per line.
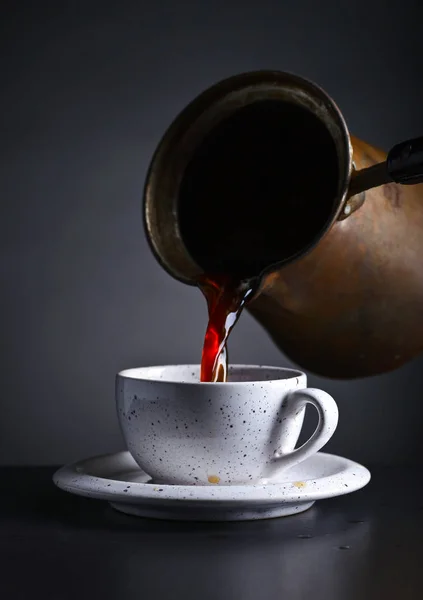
<box><xmin>143</xmin><ymin>71</ymin><xmax>423</xmax><ymax>379</ymax></box>
<box><xmin>251</xmin><ymin>136</ymin><xmax>423</xmax><ymax>378</ymax></box>
<box><xmin>143</xmin><ymin>71</ymin><xmax>352</xmax><ymax>284</ymax></box>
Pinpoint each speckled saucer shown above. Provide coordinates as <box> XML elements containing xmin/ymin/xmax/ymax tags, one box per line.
<box><xmin>53</xmin><ymin>451</ymin><xmax>370</xmax><ymax>522</ymax></box>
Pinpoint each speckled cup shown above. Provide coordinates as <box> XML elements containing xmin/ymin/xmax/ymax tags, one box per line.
<box><xmin>116</xmin><ymin>365</ymin><xmax>338</xmax><ymax>486</ymax></box>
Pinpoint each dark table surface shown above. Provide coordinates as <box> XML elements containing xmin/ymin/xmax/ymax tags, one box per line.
<box><xmin>1</xmin><ymin>466</ymin><xmax>423</xmax><ymax>599</ymax></box>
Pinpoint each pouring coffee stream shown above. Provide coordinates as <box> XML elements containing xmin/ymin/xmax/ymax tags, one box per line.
<box><xmin>198</xmin><ymin>275</ymin><xmax>256</xmax><ymax>382</ymax></box>
<box><xmin>143</xmin><ymin>71</ymin><xmax>423</xmax><ymax>380</ymax></box>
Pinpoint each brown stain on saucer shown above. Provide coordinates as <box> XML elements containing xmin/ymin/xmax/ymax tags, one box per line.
<box><xmin>208</xmin><ymin>475</ymin><xmax>221</xmax><ymax>484</ymax></box>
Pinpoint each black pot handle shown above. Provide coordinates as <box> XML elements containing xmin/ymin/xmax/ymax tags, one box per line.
<box><xmin>348</xmin><ymin>135</ymin><xmax>423</xmax><ymax>197</ymax></box>
<box><xmin>387</xmin><ymin>136</ymin><xmax>423</xmax><ymax>185</ymax></box>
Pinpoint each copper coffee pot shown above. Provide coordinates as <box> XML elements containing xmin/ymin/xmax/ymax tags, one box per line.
<box><xmin>143</xmin><ymin>71</ymin><xmax>423</xmax><ymax>379</ymax></box>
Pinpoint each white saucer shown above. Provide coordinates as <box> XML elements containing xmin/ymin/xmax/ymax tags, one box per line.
<box><xmin>53</xmin><ymin>451</ymin><xmax>370</xmax><ymax>521</ymax></box>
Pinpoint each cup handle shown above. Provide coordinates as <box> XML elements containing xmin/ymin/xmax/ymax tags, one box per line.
<box><xmin>263</xmin><ymin>388</ymin><xmax>339</xmax><ymax>481</ymax></box>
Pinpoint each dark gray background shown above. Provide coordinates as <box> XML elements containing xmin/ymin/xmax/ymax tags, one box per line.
<box><xmin>1</xmin><ymin>0</ymin><xmax>422</xmax><ymax>466</ymax></box>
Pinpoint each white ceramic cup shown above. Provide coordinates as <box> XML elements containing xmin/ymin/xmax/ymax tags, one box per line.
<box><xmin>116</xmin><ymin>365</ymin><xmax>338</xmax><ymax>486</ymax></box>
